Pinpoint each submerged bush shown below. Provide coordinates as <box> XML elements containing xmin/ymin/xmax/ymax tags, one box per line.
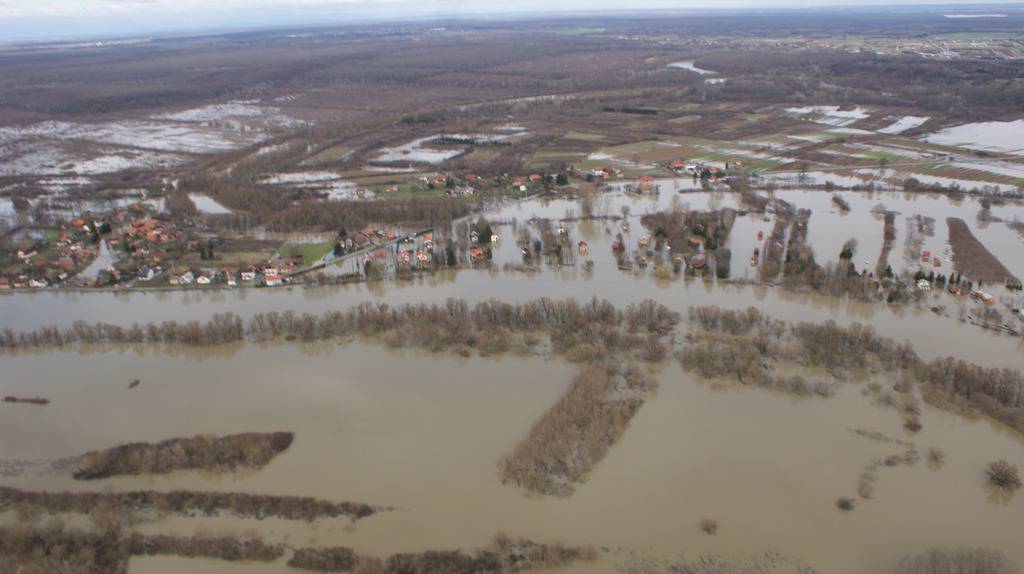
<box><xmin>986</xmin><ymin>460</ymin><xmax>1022</xmax><ymax>491</ymax></box>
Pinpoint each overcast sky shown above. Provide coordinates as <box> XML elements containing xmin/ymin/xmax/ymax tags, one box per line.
<box><xmin>0</xmin><ymin>0</ymin><xmax>1019</xmax><ymax>42</ymax></box>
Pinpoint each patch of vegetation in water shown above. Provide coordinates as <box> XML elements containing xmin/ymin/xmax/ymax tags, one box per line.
<box><xmin>0</xmin><ymin>485</ymin><xmax>380</xmax><ymax>523</ymax></box>
<box><xmin>499</xmin><ymin>363</ymin><xmax>656</xmax><ymax>496</ymax></box>
<box><xmin>73</xmin><ymin>431</ymin><xmax>294</xmax><ymax>480</ymax></box>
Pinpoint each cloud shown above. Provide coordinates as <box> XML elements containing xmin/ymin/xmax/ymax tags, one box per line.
<box><xmin>0</xmin><ymin>0</ymin><xmax>1018</xmax><ymax>41</ymax></box>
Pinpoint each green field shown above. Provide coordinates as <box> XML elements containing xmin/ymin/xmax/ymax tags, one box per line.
<box><xmin>278</xmin><ymin>242</ymin><xmax>335</xmax><ymax>267</ymax></box>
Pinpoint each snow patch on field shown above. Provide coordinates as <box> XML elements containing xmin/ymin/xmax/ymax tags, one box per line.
<box><xmin>878</xmin><ymin>116</ymin><xmax>930</xmax><ymax>135</ymax></box>
<box><xmin>785</xmin><ymin>106</ymin><xmax>870</xmax><ymax>127</ymax></box>
<box><xmin>364</xmin><ymin>166</ymin><xmax>418</xmax><ymax>173</ymax></box>
<box><xmin>0</xmin><ymin>142</ymin><xmax>183</xmax><ymax>176</ymax></box>
<box><xmin>668</xmin><ymin>61</ymin><xmax>716</xmax><ymax>75</ymax></box>
<box><xmin>0</xmin><ymin>100</ymin><xmax>305</xmax><ymax>179</ymax></box>
<box><xmin>154</xmin><ymin>100</ymin><xmax>305</xmax><ymax>129</ymax></box>
<box><xmin>0</xmin><ymin>120</ymin><xmax>251</xmax><ymax>154</ymax></box>
<box><xmin>263</xmin><ymin>171</ymin><xmax>343</xmax><ymax>185</ymax></box>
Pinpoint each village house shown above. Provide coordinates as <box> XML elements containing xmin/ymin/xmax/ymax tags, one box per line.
<box><xmin>168</xmin><ymin>269</ymin><xmax>194</xmax><ymax>286</ymax></box>
<box><xmin>263</xmin><ymin>268</ymin><xmax>283</xmax><ymax>287</ymax></box>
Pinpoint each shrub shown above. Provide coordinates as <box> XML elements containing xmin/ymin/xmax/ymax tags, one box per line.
<box><xmin>986</xmin><ymin>460</ymin><xmax>1022</xmax><ymax>491</ymax></box>
<box><xmin>836</xmin><ymin>497</ymin><xmax>856</xmax><ymax>511</ymax></box>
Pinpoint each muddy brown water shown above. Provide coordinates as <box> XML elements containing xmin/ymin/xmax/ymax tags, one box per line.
<box><xmin>2</xmin><ymin>189</ymin><xmax>1024</xmax><ymax>572</ymax></box>
<box><xmin>1</xmin><ymin>343</ymin><xmax>1023</xmax><ymax>573</ymax></box>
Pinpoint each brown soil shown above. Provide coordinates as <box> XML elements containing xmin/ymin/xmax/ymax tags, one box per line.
<box><xmin>947</xmin><ymin>217</ymin><xmax>1018</xmax><ymax>284</ymax></box>
<box><xmin>73</xmin><ymin>431</ymin><xmax>294</xmax><ymax>480</ymax></box>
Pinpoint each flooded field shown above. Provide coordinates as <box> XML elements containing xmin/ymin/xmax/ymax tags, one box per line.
<box><xmin>189</xmin><ymin>193</ymin><xmax>234</xmax><ymax>215</ymax></box>
<box><xmin>925</xmin><ymin>120</ymin><xmax>1024</xmax><ymax>154</ymax></box>
<box><xmin>2</xmin><ymin>337</ymin><xmax>1023</xmax><ymax>574</ymax></box>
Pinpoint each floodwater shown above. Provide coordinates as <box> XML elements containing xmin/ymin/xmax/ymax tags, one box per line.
<box><xmin>2</xmin><ymin>342</ymin><xmax>1023</xmax><ymax>574</ymax></box>
<box><xmin>2</xmin><ymin>188</ymin><xmax>1023</xmax><ymax>365</ymax></box>
<box><xmin>2</xmin><ymin>187</ymin><xmax>1024</xmax><ymax>572</ymax></box>
<box><xmin>188</xmin><ymin>193</ymin><xmax>233</xmax><ymax>215</ymax></box>
<box><xmin>78</xmin><ymin>240</ymin><xmax>117</xmax><ymax>279</ymax></box>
